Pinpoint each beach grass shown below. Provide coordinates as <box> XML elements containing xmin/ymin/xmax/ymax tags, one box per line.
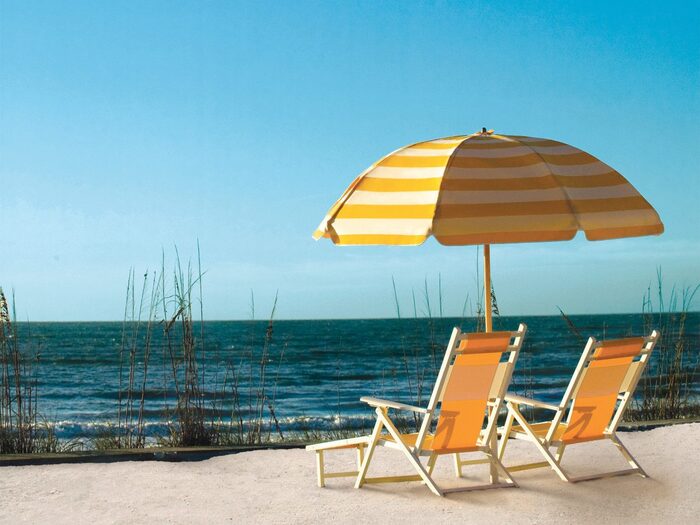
<box><xmin>1</xmin><ymin>260</ymin><xmax>698</xmax><ymax>454</ymax></box>
<box><xmin>627</xmin><ymin>271</ymin><xmax>700</xmax><ymax>421</ymax></box>
<box><xmin>0</xmin><ymin>289</ymin><xmax>83</xmax><ymax>454</ymax></box>
<box><xmin>103</xmin><ymin>246</ymin><xmax>287</xmax><ymax>450</ymax></box>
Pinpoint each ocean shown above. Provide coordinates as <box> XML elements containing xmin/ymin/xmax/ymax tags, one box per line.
<box><xmin>11</xmin><ymin>313</ymin><xmax>700</xmax><ymax>440</ymax></box>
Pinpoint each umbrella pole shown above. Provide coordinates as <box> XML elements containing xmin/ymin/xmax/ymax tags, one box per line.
<box><xmin>483</xmin><ymin>244</ymin><xmax>492</xmax><ymax>332</ymax></box>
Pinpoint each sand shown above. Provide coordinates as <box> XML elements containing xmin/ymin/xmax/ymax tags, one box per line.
<box><xmin>1</xmin><ymin>423</ymin><xmax>698</xmax><ymax>524</ymax></box>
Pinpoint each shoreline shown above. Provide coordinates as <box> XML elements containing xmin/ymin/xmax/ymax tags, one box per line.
<box><xmin>3</xmin><ymin>418</ymin><xmax>698</xmax><ymax>466</ymax></box>
<box><xmin>2</xmin><ymin>423</ymin><xmax>698</xmax><ymax>524</ymax></box>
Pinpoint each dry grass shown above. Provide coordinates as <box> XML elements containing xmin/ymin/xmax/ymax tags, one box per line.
<box><xmin>627</xmin><ymin>270</ymin><xmax>700</xmax><ymax>421</ymax></box>
<box><xmin>101</xmin><ymin>245</ymin><xmax>287</xmax><ymax>450</ymax></box>
<box><xmin>0</xmin><ymin>289</ymin><xmax>80</xmax><ymax>453</ymax></box>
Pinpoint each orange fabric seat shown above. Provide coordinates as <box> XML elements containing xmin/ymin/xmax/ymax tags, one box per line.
<box><xmin>509</xmin><ymin>421</ymin><xmax>568</xmax><ymax>442</ymax></box>
<box><xmin>382</xmin><ymin>432</ymin><xmax>481</xmax><ymax>453</ymax></box>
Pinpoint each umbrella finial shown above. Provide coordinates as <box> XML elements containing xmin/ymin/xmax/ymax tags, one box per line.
<box><xmin>482</xmin><ymin>127</ymin><xmax>487</xmax><ymax>134</ymax></box>
<box><xmin>479</xmin><ymin>127</ymin><xmax>494</xmax><ymax>135</ymax></box>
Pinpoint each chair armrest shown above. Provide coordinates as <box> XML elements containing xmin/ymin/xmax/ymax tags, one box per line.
<box><xmin>505</xmin><ymin>394</ymin><xmax>559</xmax><ymax>412</ymax></box>
<box><xmin>360</xmin><ymin>396</ymin><xmax>428</xmax><ymax>414</ymax></box>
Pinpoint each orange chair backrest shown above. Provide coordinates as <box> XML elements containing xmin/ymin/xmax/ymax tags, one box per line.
<box><xmin>562</xmin><ymin>337</ymin><xmax>645</xmax><ymax>443</ymax></box>
<box><xmin>432</xmin><ymin>331</ymin><xmax>513</xmax><ymax>453</ymax></box>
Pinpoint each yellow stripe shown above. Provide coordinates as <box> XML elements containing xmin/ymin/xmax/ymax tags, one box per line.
<box><xmin>434</xmin><ymin>197</ymin><xmax>651</xmax><ymax>219</ymax></box>
<box><xmin>357</xmin><ymin>172</ymin><xmax>628</xmax><ymax>193</ymax></box>
<box><xmin>555</xmin><ymin>172</ymin><xmax>626</xmax><ymax>188</ymax></box>
<box><xmin>449</xmin><ymin>151</ymin><xmax>597</xmax><ymax>169</ymax></box>
<box><xmin>509</xmin><ymin>136</ymin><xmax>565</xmax><ymax>146</ymax></box>
<box><xmin>375</xmin><ymin>145</ymin><xmax>598</xmax><ymax>169</ymax></box>
<box><xmin>335</xmin><ymin>204</ymin><xmax>435</xmax><ymax>219</ymax></box>
<box><xmin>575</xmin><ymin>209</ymin><xmax>662</xmax><ymax>229</ymax></box>
<box><xmin>357</xmin><ymin>177</ymin><xmax>443</xmax><ymax>192</ymax></box>
<box><xmin>456</xmin><ymin>140</ymin><xmax>525</xmax><ymax>150</ymax></box>
<box><xmin>333</xmin><ymin>234</ymin><xmax>428</xmax><ymax>245</ymax></box>
<box><xmin>585</xmin><ymin>224</ymin><xmax>664</xmax><ymax>241</ymax></box>
<box><xmin>436</xmin><ymin>201</ymin><xmax>572</xmax><ymax>218</ymax></box>
<box><xmin>537</xmin><ymin>152</ymin><xmax>599</xmax><ymax>166</ymax></box>
<box><xmin>433</xmin><ymin>215</ymin><xmax>578</xmax><ymax>235</ymax></box>
<box><xmin>436</xmin><ymin>230</ymin><xmax>576</xmax><ymax>245</ymax></box>
<box><xmin>441</xmin><ymin>172</ymin><xmax>625</xmax><ymax>191</ymax></box>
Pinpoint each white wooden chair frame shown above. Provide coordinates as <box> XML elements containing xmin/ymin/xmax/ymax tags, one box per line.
<box><xmin>307</xmin><ymin>323</ymin><xmax>527</xmax><ymax>497</ymax></box>
<box><xmin>498</xmin><ymin>330</ymin><xmax>659</xmax><ymax>483</ymax></box>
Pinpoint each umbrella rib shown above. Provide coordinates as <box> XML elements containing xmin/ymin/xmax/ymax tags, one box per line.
<box><xmin>429</xmin><ymin>132</ymin><xmax>482</xmax><ymax>237</ymax></box>
<box><xmin>507</xmin><ymin>136</ymin><xmax>583</xmax><ymax>233</ymax></box>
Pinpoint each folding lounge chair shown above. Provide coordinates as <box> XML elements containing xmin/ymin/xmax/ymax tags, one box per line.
<box><xmin>307</xmin><ymin>323</ymin><xmax>527</xmax><ymax>497</ymax></box>
<box><xmin>498</xmin><ymin>330</ymin><xmax>659</xmax><ymax>483</ymax></box>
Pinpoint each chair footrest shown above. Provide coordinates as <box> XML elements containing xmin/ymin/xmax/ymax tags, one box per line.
<box><xmin>363</xmin><ymin>474</ymin><xmax>423</xmax><ymax>484</ymax></box>
<box><xmin>457</xmin><ymin>458</ymin><xmax>491</xmax><ymax>467</ymax></box>
<box><xmin>569</xmin><ymin>468</ymin><xmax>644</xmax><ymax>483</ymax></box>
<box><xmin>306</xmin><ymin>436</ymin><xmax>369</xmax><ymax>451</ymax></box>
<box><xmin>323</xmin><ymin>470</ymin><xmax>360</xmax><ymax>479</ymax></box>
<box><xmin>442</xmin><ymin>480</ymin><xmax>517</xmax><ymax>494</ymax></box>
<box><xmin>505</xmin><ymin>461</ymin><xmax>550</xmax><ymax>472</ymax></box>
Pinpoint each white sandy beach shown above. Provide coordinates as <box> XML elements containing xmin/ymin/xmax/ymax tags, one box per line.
<box><xmin>1</xmin><ymin>423</ymin><xmax>698</xmax><ymax>525</ymax></box>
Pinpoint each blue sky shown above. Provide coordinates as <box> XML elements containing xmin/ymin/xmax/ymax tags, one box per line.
<box><xmin>1</xmin><ymin>1</ymin><xmax>698</xmax><ymax>321</ymax></box>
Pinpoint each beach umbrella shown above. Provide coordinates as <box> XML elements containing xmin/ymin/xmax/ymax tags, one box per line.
<box><xmin>313</xmin><ymin>129</ymin><xmax>663</xmax><ymax>331</ymax></box>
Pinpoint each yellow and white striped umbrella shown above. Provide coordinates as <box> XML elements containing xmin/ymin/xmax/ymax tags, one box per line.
<box><xmin>313</xmin><ymin>129</ymin><xmax>663</xmax><ymax>331</ymax></box>
<box><xmin>313</xmin><ymin>130</ymin><xmax>663</xmax><ymax>245</ymax></box>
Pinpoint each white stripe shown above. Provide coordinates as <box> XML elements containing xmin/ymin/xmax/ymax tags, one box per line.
<box><xmin>564</xmin><ymin>184</ymin><xmax>641</xmax><ymax>200</ymax></box>
<box><xmin>394</xmin><ymin>147</ymin><xmax>460</xmax><ymax>157</ymax></box>
<box><xmin>331</xmin><ymin>218</ymin><xmax>433</xmax><ymax>235</ymax></box>
<box><xmin>524</xmin><ymin>144</ymin><xmax>584</xmax><ymax>156</ymax></box>
<box><xmin>439</xmin><ymin>188</ymin><xmax>570</xmax><ymax>204</ymax></box>
<box><xmin>365</xmin><ymin>166</ymin><xmax>446</xmax><ymax>179</ymax></box>
<box><xmin>347</xmin><ymin>190</ymin><xmax>439</xmax><ymax>205</ymax></box>
<box><xmin>425</xmin><ymin>138</ymin><xmax>468</xmax><ymax>145</ymax></box>
<box><xmin>444</xmin><ymin>164</ymin><xmax>551</xmax><ymax>179</ymax></box>
<box><xmin>548</xmin><ymin>162</ymin><xmax>616</xmax><ymax>176</ymax></box>
<box><xmin>451</xmin><ymin>146</ymin><xmax>534</xmax><ymax>158</ymax></box>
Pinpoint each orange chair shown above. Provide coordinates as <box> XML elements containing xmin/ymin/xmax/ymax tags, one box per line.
<box><xmin>498</xmin><ymin>331</ymin><xmax>658</xmax><ymax>482</ymax></box>
<box><xmin>308</xmin><ymin>324</ymin><xmax>527</xmax><ymax>496</ymax></box>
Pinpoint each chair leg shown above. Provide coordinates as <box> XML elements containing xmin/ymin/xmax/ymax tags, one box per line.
<box><xmin>376</xmin><ymin>409</ymin><xmax>443</xmax><ymax>497</ymax></box>
<box><xmin>488</xmin><ymin>427</ymin><xmax>499</xmax><ymax>483</ymax></box>
<box><xmin>549</xmin><ymin>435</ymin><xmax>647</xmax><ymax>483</ymax></box>
<box><xmin>427</xmin><ymin>453</ymin><xmax>438</xmax><ymax>475</ymax></box>
<box><xmin>508</xmin><ymin>404</ymin><xmax>570</xmax><ymax>482</ymax></box>
<box><xmin>316</xmin><ymin>450</ymin><xmax>325</xmax><ymax>488</ymax></box>
<box><xmin>555</xmin><ymin>442</ymin><xmax>566</xmax><ymax>462</ymax></box>
<box><xmin>498</xmin><ymin>410</ymin><xmax>515</xmax><ymax>461</ymax></box>
<box><xmin>354</xmin><ymin>413</ymin><xmax>384</xmax><ymax>489</ymax></box>
<box><xmin>610</xmin><ymin>433</ymin><xmax>648</xmax><ymax>477</ymax></box>
<box><xmin>486</xmin><ymin>450</ymin><xmax>518</xmax><ymax>488</ymax></box>
<box><xmin>453</xmin><ymin>453</ymin><xmax>462</xmax><ymax>478</ymax></box>
<box><xmin>356</xmin><ymin>445</ymin><xmax>365</xmax><ymax>470</ymax></box>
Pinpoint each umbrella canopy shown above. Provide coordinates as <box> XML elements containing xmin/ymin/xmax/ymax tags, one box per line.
<box><xmin>313</xmin><ymin>129</ymin><xmax>663</xmax><ymax>330</ymax></box>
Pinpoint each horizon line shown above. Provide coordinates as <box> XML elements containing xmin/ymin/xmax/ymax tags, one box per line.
<box><xmin>13</xmin><ymin>310</ymin><xmax>698</xmax><ymax>323</ymax></box>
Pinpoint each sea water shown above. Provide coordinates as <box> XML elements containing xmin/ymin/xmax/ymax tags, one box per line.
<box><xmin>12</xmin><ymin>313</ymin><xmax>699</xmax><ymax>440</ymax></box>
